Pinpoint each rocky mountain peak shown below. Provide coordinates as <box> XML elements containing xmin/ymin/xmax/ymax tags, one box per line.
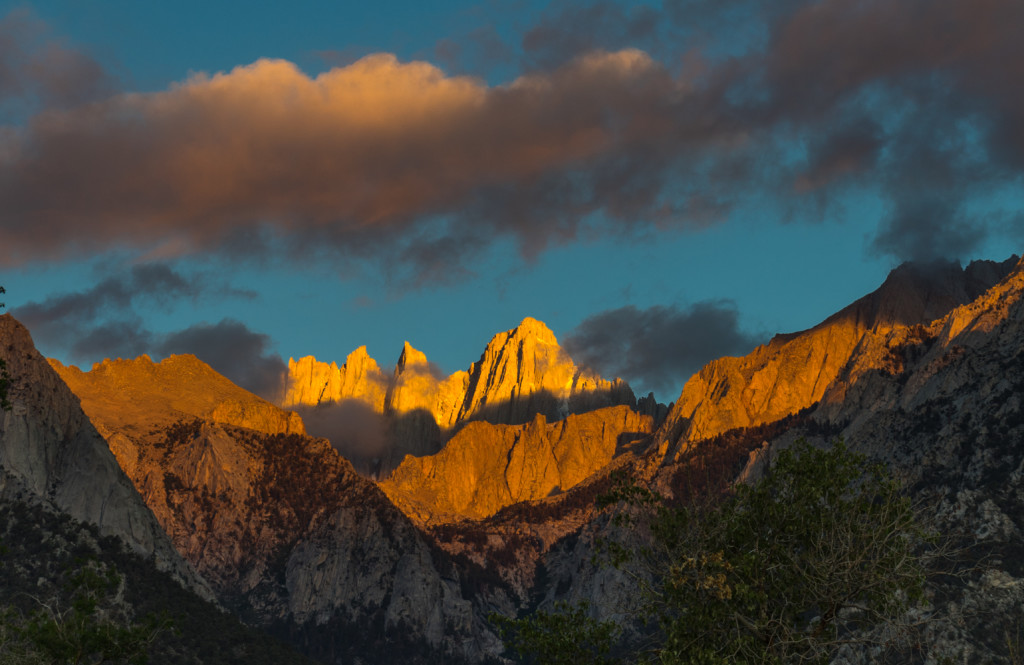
<box><xmin>660</xmin><ymin>254</ymin><xmax>1020</xmax><ymax>448</ymax></box>
<box><xmin>52</xmin><ymin>353</ymin><xmax>304</xmax><ymax>438</ymax></box>
<box><xmin>457</xmin><ymin>317</ymin><xmax>632</xmax><ymax>426</ymax></box>
<box><xmin>397</xmin><ymin>341</ymin><xmax>430</xmax><ymax>370</ymax></box>
<box><xmin>823</xmin><ymin>255</ymin><xmax>1019</xmax><ymax>333</ymax></box>
<box><xmin>510</xmin><ymin>316</ymin><xmax>558</xmax><ymax>343</ymax></box>
<box><xmin>282</xmin><ymin>349</ymin><xmax>388</xmax><ymax>410</ymax></box>
<box><xmin>0</xmin><ymin>314</ymin><xmax>211</xmax><ymax>596</ymax></box>
<box><xmin>282</xmin><ymin>318</ymin><xmax>637</xmax><ymax>470</ymax></box>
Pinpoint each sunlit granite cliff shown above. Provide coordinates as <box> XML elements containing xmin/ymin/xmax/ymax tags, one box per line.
<box><xmin>52</xmin><ymin>353</ymin><xmax>306</xmax><ymax>439</ymax></box>
<box><xmin>659</xmin><ymin>257</ymin><xmax>1019</xmax><ymax>449</ymax></box>
<box><xmin>284</xmin><ymin>317</ymin><xmax>634</xmax><ymax>424</ymax></box>
<box><xmin>381</xmin><ymin>405</ymin><xmax>654</xmax><ymax>522</ymax></box>
<box><xmin>282</xmin><ymin>317</ymin><xmax>638</xmax><ymax>475</ymax></box>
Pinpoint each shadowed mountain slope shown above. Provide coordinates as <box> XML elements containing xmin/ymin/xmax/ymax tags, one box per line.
<box><xmin>0</xmin><ymin>314</ymin><xmax>211</xmax><ymax>597</ymax></box>
<box><xmin>46</xmin><ymin>345</ymin><xmax>505</xmax><ymax>662</ymax></box>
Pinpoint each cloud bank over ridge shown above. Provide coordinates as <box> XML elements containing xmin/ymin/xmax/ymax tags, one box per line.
<box><xmin>0</xmin><ymin>0</ymin><xmax>1021</xmax><ymax>283</ymax></box>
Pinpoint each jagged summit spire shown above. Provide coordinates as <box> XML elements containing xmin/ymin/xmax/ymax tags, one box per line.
<box><xmin>507</xmin><ymin>316</ymin><xmax>557</xmax><ymax>343</ymax></box>
<box><xmin>396</xmin><ymin>341</ymin><xmax>429</xmax><ymax>370</ymax></box>
<box><xmin>281</xmin><ymin>316</ymin><xmax>636</xmax><ymax>474</ymax></box>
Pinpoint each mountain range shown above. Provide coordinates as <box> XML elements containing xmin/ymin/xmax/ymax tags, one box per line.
<box><xmin>2</xmin><ymin>254</ymin><xmax>1023</xmax><ymax>663</ymax></box>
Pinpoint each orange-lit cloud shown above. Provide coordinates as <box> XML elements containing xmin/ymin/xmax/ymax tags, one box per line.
<box><xmin>4</xmin><ymin>0</ymin><xmax>1024</xmax><ymax>275</ymax></box>
<box><xmin>0</xmin><ymin>49</ymin><xmax>682</xmax><ymax>268</ymax></box>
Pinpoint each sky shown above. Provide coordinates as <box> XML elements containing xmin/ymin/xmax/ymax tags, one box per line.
<box><xmin>1</xmin><ymin>0</ymin><xmax>1022</xmax><ymax>404</ymax></box>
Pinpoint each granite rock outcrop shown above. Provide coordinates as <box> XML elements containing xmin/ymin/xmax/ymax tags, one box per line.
<box><xmin>0</xmin><ymin>315</ymin><xmax>211</xmax><ymax>597</ymax></box>
<box><xmin>282</xmin><ymin>317</ymin><xmax>639</xmax><ymax>476</ymax></box>
<box><xmin>50</xmin><ymin>348</ymin><xmax>502</xmax><ymax>662</ymax></box>
<box><xmin>382</xmin><ymin>405</ymin><xmax>654</xmax><ymax>522</ymax></box>
<box><xmin>660</xmin><ymin>257</ymin><xmax>1018</xmax><ymax>450</ymax></box>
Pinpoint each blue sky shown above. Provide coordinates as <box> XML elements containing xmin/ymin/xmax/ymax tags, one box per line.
<box><xmin>2</xmin><ymin>0</ymin><xmax>1022</xmax><ymax>403</ymax></box>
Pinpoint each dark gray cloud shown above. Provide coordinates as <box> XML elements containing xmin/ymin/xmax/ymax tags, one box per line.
<box><xmin>1</xmin><ymin>1</ymin><xmax>1023</xmax><ymax>278</ymax></box>
<box><xmin>794</xmin><ymin>119</ymin><xmax>883</xmax><ymax>193</ymax></box>
<box><xmin>291</xmin><ymin>401</ymin><xmax>390</xmax><ymax>469</ymax></box>
<box><xmin>564</xmin><ymin>301</ymin><xmax>764</xmax><ymax>399</ymax></box>
<box><xmin>0</xmin><ymin>9</ymin><xmax>115</xmax><ymax>113</ymax></box>
<box><xmin>870</xmin><ymin>208</ymin><xmax>990</xmax><ymax>264</ymax></box>
<box><xmin>69</xmin><ymin>318</ymin><xmax>153</xmax><ymax>363</ymax></box>
<box><xmin>156</xmin><ymin>320</ymin><xmax>286</xmax><ymax>400</ymax></box>
<box><xmin>12</xmin><ymin>263</ymin><xmax>281</xmax><ymax>398</ymax></box>
<box><xmin>521</xmin><ymin>2</ymin><xmax>661</xmax><ymax>71</ymax></box>
<box><xmin>751</xmin><ymin>0</ymin><xmax>1024</xmax><ymax>258</ymax></box>
<box><xmin>14</xmin><ymin>263</ymin><xmax>203</xmax><ymax>354</ymax></box>
<box><xmin>865</xmin><ymin>98</ymin><xmax>999</xmax><ymax>262</ymax></box>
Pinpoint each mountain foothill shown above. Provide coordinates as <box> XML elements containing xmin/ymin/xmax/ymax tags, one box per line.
<box><xmin>2</xmin><ymin>254</ymin><xmax>1024</xmax><ymax>663</ymax></box>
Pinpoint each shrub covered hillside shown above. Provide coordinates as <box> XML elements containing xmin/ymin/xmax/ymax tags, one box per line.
<box><xmin>0</xmin><ymin>500</ymin><xmax>316</xmax><ymax>665</ymax></box>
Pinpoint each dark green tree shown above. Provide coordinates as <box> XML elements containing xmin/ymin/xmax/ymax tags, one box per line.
<box><xmin>0</xmin><ymin>553</ymin><xmax>168</xmax><ymax>665</ymax></box>
<box><xmin>501</xmin><ymin>439</ymin><xmax>935</xmax><ymax>664</ymax></box>
<box><xmin>492</xmin><ymin>600</ymin><xmax>620</xmax><ymax>665</ymax></box>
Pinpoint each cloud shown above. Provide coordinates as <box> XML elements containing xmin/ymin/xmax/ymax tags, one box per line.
<box><xmin>291</xmin><ymin>400</ymin><xmax>390</xmax><ymax>470</ymax></box>
<box><xmin>0</xmin><ymin>9</ymin><xmax>115</xmax><ymax>112</ymax></box>
<box><xmin>521</xmin><ymin>2</ymin><xmax>661</xmax><ymax>71</ymax></box>
<box><xmin>563</xmin><ymin>301</ymin><xmax>763</xmax><ymax>399</ymax></box>
<box><xmin>870</xmin><ymin>208</ymin><xmax>990</xmax><ymax>263</ymax></box>
<box><xmin>156</xmin><ymin>320</ymin><xmax>286</xmax><ymax>400</ymax></box>
<box><xmin>865</xmin><ymin>99</ymin><xmax>1000</xmax><ymax>261</ymax></box>
<box><xmin>12</xmin><ymin>262</ymin><xmax>284</xmax><ymax>398</ymax></box>
<box><xmin>794</xmin><ymin>119</ymin><xmax>883</xmax><ymax>193</ymax></box>
<box><xmin>70</xmin><ymin>318</ymin><xmax>152</xmax><ymax>362</ymax></box>
<box><xmin>2</xmin><ymin>1</ymin><xmax>1024</xmax><ymax>277</ymax></box>
<box><xmin>0</xmin><ymin>49</ymin><xmax>692</xmax><ymax>275</ymax></box>
<box><xmin>756</xmin><ymin>0</ymin><xmax>1024</xmax><ymax>259</ymax></box>
<box><xmin>14</xmin><ymin>263</ymin><xmax>203</xmax><ymax>354</ymax></box>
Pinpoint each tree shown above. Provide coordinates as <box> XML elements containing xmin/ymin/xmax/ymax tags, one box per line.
<box><xmin>501</xmin><ymin>439</ymin><xmax>935</xmax><ymax>664</ymax></box>
<box><xmin>491</xmin><ymin>600</ymin><xmax>620</xmax><ymax>665</ymax></box>
<box><xmin>0</xmin><ymin>556</ymin><xmax>168</xmax><ymax>665</ymax></box>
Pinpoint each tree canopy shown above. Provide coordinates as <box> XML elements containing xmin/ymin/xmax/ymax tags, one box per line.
<box><xmin>498</xmin><ymin>439</ymin><xmax>935</xmax><ymax>664</ymax></box>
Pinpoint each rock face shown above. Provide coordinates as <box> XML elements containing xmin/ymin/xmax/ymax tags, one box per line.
<box><xmin>456</xmin><ymin>317</ymin><xmax>635</xmax><ymax>425</ymax></box>
<box><xmin>661</xmin><ymin>257</ymin><xmax>1018</xmax><ymax>448</ymax></box>
<box><xmin>283</xmin><ymin>346</ymin><xmax>388</xmax><ymax>410</ymax></box>
<box><xmin>284</xmin><ymin>318</ymin><xmax>635</xmax><ymax>425</ymax></box>
<box><xmin>754</xmin><ymin>254</ymin><xmax>1024</xmax><ymax>662</ymax></box>
<box><xmin>52</xmin><ymin>353</ymin><xmax>306</xmax><ymax>439</ymax></box>
<box><xmin>282</xmin><ymin>317</ymin><xmax>639</xmax><ymax>476</ymax></box>
<box><xmin>385</xmin><ymin>341</ymin><xmax>469</xmax><ymax>431</ymax></box>
<box><xmin>50</xmin><ymin>350</ymin><xmax>498</xmax><ymax>662</ymax></box>
<box><xmin>382</xmin><ymin>405</ymin><xmax>654</xmax><ymax>522</ymax></box>
<box><xmin>0</xmin><ymin>315</ymin><xmax>210</xmax><ymax>597</ymax></box>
